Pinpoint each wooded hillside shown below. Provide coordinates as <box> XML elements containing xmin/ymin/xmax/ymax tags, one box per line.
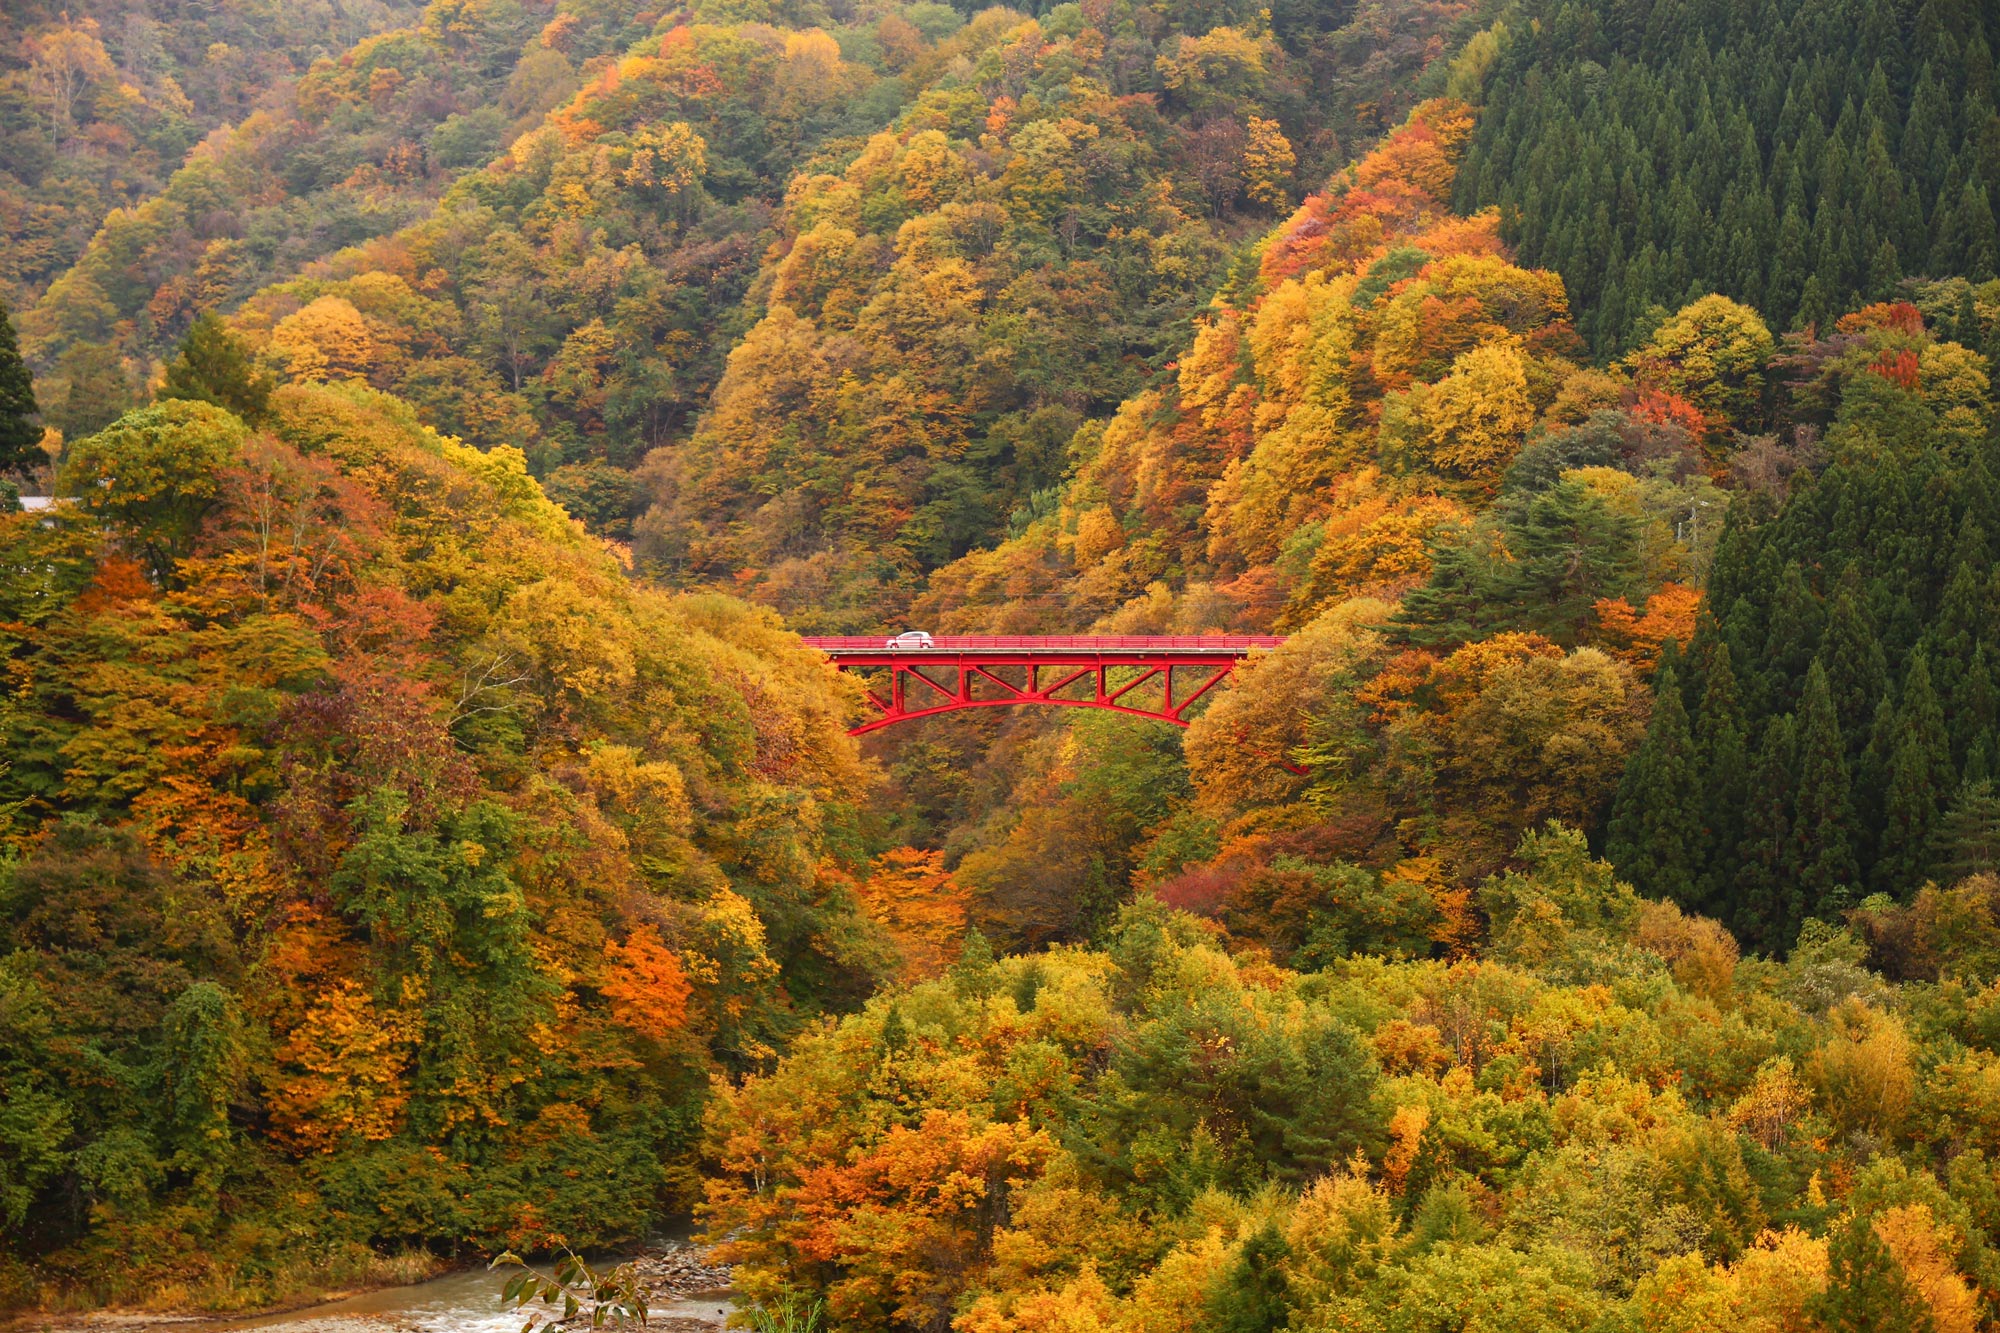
<box><xmin>7</xmin><ymin>0</ymin><xmax>2000</xmax><ymax>1326</ymax></box>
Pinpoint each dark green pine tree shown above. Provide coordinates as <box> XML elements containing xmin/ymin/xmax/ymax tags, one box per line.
<box><xmin>1967</xmin><ymin>732</ymin><xmax>2000</xmax><ymax>789</ymax></box>
<box><xmin>1693</xmin><ymin>643</ymin><xmax>1749</xmax><ymax>916</ymax></box>
<box><xmin>1950</xmin><ymin>644</ymin><xmax>1999</xmax><ymax>777</ymax></box>
<box><xmin>1605</xmin><ymin>663</ymin><xmax>1704</xmax><ymax>907</ymax></box>
<box><xmin>48</xmin><ymin>342</ymin><xmax>134</xmax><ymax>440</ymax></box>
<box><xmin>1876</xmin><ymin>652</ymin><xmax>1956</xmax><ymax>892</ymax></box>
<box><xmin>1493</xmin><ymin>480</ymin><xmax>1644</xmax><ymax>644</ymax></box>
<box><xmin>1761</xmin><ymin>563</ymin><xmax>1824</xmax><ymax>713</ymax></box>
<box><xmin>1733</xmin><ymin>714</ymin><xmax>1799</xmax><ymax>953</ymax></box>
<box><xmin>1959</xmin><ymin>453</ymin><xmax>2000</xmax><ymax>551</ymax></box>
<box><xmin>1792</xmin><ymin>661</ymin><xmax>1862</xmax><ymax>919</ymax></box>
<box><xmin>1935</xmin><ymin>780</ymin><xmax>2000</xmax><ymax>883</ymax></box>
<box><xmin>1962</xmin><ymin>180</ymin><xmax>1999</xmax><ymax>280</ymax></box>
<box><xmin>1768</xmin><ymin>203</ymin><xmax>1810</xmax><ymax>326</ymax></box>
<box><xmin>1956</xmin><ymin>284</ymin><xmax>1985</xmax><ymax>346</ymax></box>
<box><xmin>1928</xmin><ymin>546</ymin><xmax>1987</xmax><ymax>676</ymax></box>
<box><xmin>1865</xmin><ymin>237</ymin><xmax>1900</xmax><ymax>299</ymax></box>
<box><xmin>1205</xmin><ymin>1221</ymin><xmax>1295</xmax><ymax>1333</ymax></box>
<box><xmin>1393</xmin><ymin>526</ymin><xmax>1491</xmax><ymax>648</ymax></box>
<box><xmin>0</xmin><ymin>296</ymin><xmax>39</xmax><ymax>474</ymax></box>
<box><xmin>1814</xmin><ymin>1213</ymin><xmax>1937</xmax><ymax>1333</ymax></box>
<box><xmin>1819</xmin><ymin>567</ymin><xmax>1889</xmax><ymax>741</ymax></box>
<box><xmin>1853</xmin><ymin>695</ymin><xmax>1901</xmax><ymax>872</ymax></box>
<box><xmin>159</xmin><ymin>313</ymin><xmax>275</xmax><ymax>424</ymax></box>
<box><xmin>1799</xmin><ymin>273</ymin><xmax>1834</xmax><ymax>333</ymax></box>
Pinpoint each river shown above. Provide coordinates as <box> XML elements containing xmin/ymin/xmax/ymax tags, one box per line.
<box><xmin>170</xmin><ymin>1264</ymin><xmax>736</xmax><ymax>1328</ymax></box>
<box><xmin>83</xmin><ymin>1251</ymin><xmax>737</xmax><ymax>1333</ymax></box>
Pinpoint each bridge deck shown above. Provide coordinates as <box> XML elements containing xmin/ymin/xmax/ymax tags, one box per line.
<box><xmin>800</xmin><ymin>634</ymin><xmax>1289</xmax><ymax>757</ymax></box>
<box><xmin>800</xmin><ymin>634</ymin><xmax>1283</xmax><ymax>657</ymax></box>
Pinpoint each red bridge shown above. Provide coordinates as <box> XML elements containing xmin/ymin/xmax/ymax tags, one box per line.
<box><xmin>798</xmin><ymin>635</ymin><xmax>1283</xmax><ymax>736</ymax></box>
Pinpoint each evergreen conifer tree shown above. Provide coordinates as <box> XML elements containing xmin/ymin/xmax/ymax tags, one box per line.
<box><xmin>1865</xmin><ymin>238</ymin><xmax>1900</xmax><ymax>298</ymax></box>
<box><xmin>1606</xmin><ymin>664</ymin><xmax>1704</xmax><ymax>906</ymax></box>
<box><xmin>1800</xmin><ymin>274</ymin><xmax>1833</xmax><ymax>333</ymax></box>
<box><xmin>1769</xmin><ymin>204</ymin><xmax>1810</xmax><ymax>324</ymax></box>
<box><xmin>1793</xmin><ymin>661</ymin><xmax>1862</xmax><ymax>917</ymax></box>
<box><xmin>1929</xmin><ymin>552</ymin><xmax>1985</xmax><ymax>675</ymax></box>
<box><xmin>1968</xmin><ymin>733</ymin><xmax>2000</xmax><ymax>789</ymax></box>
<box><xmin>1878</xmin><ymin>652</ymin><xmax>1956</xmax><ymax>891</ymax></box>
<box><xmin>159</xmin><ymin>314</ymin><xmax>274</xmax><ymax>424</ymax></box>
<box><xmin>1733</xmin><ymin>714</ymin><xmax>1799</xmax><ymax>952</ymax></box>
<box><xmin>1950</xmin><ymin>644</ymin><xmax>1998</xmax><ymax>774</ymax></box>
<box><xmin>1693</xmin><ymin>643</ymin><xmax>1749</xmax><ymax>914</ymax></box>
<box><xmin>1936</xmin><ymin>780</ymin><xmax>2000</xmax><ymax>883</ymax></box>
<box><xmin>1393</xmin><ymin>527</ymin><xmax>1490</xmax><ymax>648</ymax></box>
<box><xmin>1820</xmin><ymin>568</ymin><xmax>1889</xmax><ymax>741</ymax></box>
<box><xmin>49</xmin><ymin>343</ymin><xmax>134</xmax><ymax>441</ymax></box>
<box><xmin>1854</xmin><ymin>695</ymin><xmax>1901</xmax><ymax>872</ymax></box>
<box><xmin>1815</xmin><ymin>1213</ymin><xmax>1938</xmax><ymax>1333</ymax></box>
<box><xmin>1205</xmin><ymin>1221</ymin><xmax>1295</xmax><ymax>1333</ymax></box>
<box><xmin>1956</xmin><ymin>284</ymin><xmax>1984</xmax><ymax>345</ymax></box>
<box><xmin>1762</xmin><ymin>563</ymin><xmax>1825</xmax><ymax>711</ymax></box>
<box><xmin>0</xmin><ymin>296</ymin><xmax>39</xmax><ymax>474</ymax></box>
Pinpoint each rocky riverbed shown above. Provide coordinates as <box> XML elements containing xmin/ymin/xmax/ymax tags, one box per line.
<box><xmin>6</xmin><ymin>1245</ymin><xmax>737</xmax><ymax>1333</ymax></box>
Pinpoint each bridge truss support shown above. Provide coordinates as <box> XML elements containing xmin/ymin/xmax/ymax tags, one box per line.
<box><xmin>798</xmin><ymin>636</ymin><xmax>1283</xmax><ymax>737</ymax></box>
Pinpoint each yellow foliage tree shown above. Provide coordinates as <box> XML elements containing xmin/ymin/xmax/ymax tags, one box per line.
<box><xmin>269</xmin><ymin>296</ymin><xmax>380</xmax><ymax>383</ymax></box>
<box><xmin>1383</xmin><ymin>337</ymin><xmax>1536</xmax><ymax>482</ymax></box>
<box><xmin>1871</xmin><ymin>1203</ymin><xmax>1979</xmax><ymax>1333</ymax></box>
<box><xmin>1810</xmin><ymin>997</ymin><xmax>1916</xmax><ymax>1140</ymax></box>
<box><xmin>1243</xmin><ymin>117</ymin><xmax>1296</xmax><ymax>212</ymax></box>
<box><xmin>1625</xmin><ymin>295</ymin><xmax>1773</xmax><ymax>443</ymax></box>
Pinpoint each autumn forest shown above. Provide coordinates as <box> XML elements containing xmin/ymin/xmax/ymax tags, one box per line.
<box><xmin>4</xmin><ymin>0</ymin><xmax>2000</xmax><ymax>1329</ymax></box>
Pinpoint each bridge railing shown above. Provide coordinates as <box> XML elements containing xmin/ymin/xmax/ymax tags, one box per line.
<box><xmin>799</xmin><ymin>634</ymin><xmax>1285</xmax><ymax>653</ymax></box>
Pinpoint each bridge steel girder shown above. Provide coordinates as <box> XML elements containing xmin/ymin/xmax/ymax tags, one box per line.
<box><xmin>796</xmin><ymin>636</ymin><xmax>1285</xmax><ymax>739</ymax></box>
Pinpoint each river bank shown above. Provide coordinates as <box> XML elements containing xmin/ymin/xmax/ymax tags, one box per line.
<box><xmin>3</xmin><ymin>1247</ymin><xmax>735</xmax><ymax>1333</ymax></box>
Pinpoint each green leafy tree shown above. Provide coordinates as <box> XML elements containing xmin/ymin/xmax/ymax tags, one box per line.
<box><xmin>158</xmin><ymin>982</ymin><xmax>246</xmax><ymax>1198</ymax></box>
<box><xmin>0</xmin><ymin>970</ymin><xmax>73</xmax><ymax>1232</ymax></box>
<box><xmin>57</xmin><ymin>399</ymin><xmax>247</xmax><ymax>582</ymax></box>
<box><xmin>1481</xmin><ymin>822</ymin><xmax>1641</xmax><ymax>964</ymax></box>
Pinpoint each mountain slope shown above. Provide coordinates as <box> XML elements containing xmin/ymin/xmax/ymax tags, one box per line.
<box><xmin>0</xmin><ymin>386</ymin><xmax>880</xmax><ymax>1304</ymax></box>
<box><xmin>0</xmin><ymin>0</ymin><xmax>422</xmax><ymax>310</ymax></box>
